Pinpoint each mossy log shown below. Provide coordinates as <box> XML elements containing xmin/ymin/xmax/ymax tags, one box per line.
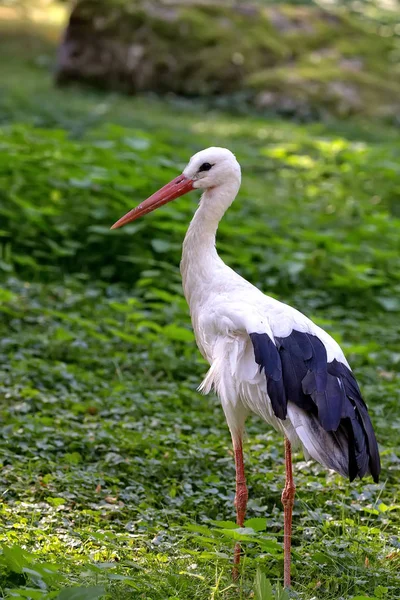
<box><xmin>56</xmin><ymin>0</ymin><xmax>400</xmax><ymax>118</ymax></box>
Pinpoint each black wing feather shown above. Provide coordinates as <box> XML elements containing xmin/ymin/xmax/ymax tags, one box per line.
<box><xmin>328</xmin><ymin>359</ymin><xmax>380</xmax><ymax>482</ymax></box>
<box><xmin>250</xmin><ymin>331</ymin><xmax>381</xmax><ymax>482</ymax></box>
<box><xmin>249</xmin><ymin>333</ymin><xmax>287</xmax><ymax>420</ymax></box>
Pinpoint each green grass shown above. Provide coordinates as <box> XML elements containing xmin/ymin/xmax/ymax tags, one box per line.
<box><xmin>0</xmin><ymin>17</ymin><xmax>399</xmax><ymax>600</ymax></box>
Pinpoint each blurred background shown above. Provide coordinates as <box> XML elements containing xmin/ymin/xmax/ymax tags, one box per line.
<box><xmin>0</xmin><ymin>1</ymin><xmax>399</xmax><ymax>599</ymax></box>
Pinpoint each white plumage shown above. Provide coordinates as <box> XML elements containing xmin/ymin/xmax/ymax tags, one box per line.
<box><xmin>111</xmin><ymin>145</ymin><xmax>380</xmax><ymax>587</ymax></box>
<box><xmin>180</xmin><ymin>148</ymin><xmax>359</xmax><ymax>475</ymax></box>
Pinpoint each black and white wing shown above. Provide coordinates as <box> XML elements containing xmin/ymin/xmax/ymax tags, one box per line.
<box><xmin>250</xmin><ymin>323</ymin><xmax>380</xmax><ymax>483</ymax></box>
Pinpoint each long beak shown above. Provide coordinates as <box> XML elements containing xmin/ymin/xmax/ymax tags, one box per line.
<box><xmin>110</xmin><ymin>174</ymin><xmax>194</xmax><ymax>230</ymax></box>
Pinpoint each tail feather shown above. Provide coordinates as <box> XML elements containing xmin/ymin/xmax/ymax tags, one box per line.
<box><xmin>328</xmin><ymin>360</ymin><xmax>381</xmax><ymax>482</ymax></box>
<box><xmin>287</xmin><ymin>394</ymin><xmax>380</xmax><ymax>482</ymax></box>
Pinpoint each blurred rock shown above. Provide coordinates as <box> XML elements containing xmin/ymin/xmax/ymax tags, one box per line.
<box><xmin>56</xmin><ymin>0</ymin><xmax>400</xmax><ymax>119</ymax></box>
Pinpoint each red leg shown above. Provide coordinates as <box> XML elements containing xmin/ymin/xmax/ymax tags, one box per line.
<box><xmin>232</xmin><ymin>438</ymin><xmax>248</xmax><ymax>580</ymax></box>
<box><xmin>281</xmin><ymin>438</ymin><xmax>296</xmax><ymax>588</ymax></box>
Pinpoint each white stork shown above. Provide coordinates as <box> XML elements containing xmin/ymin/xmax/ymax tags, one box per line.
<box><xmin>111</xmin><ymin>147</ymin><xmax>381</xmax><ymax>587</ymax></box>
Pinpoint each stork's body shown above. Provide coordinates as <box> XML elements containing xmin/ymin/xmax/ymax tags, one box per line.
<box><xmin>111</xmin><ymin>147</ymin><xmax>380</xmax><ymax>588</ymax></box>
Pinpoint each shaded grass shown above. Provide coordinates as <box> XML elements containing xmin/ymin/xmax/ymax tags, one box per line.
<box><xmin>0</xmin><ymin>14</ymin><xmax>399</xmax><ymax>600</ymax></box>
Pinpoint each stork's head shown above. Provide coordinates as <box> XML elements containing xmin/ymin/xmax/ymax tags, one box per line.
<box><xmin>183</xmin><ymin>147</ymin><xmax>241</xmax><ymax>190</ymax></box>
<box><xmin>111</xmin><ymin>146</ymin><xmax>241</xmax><ymax>229</ymax></box>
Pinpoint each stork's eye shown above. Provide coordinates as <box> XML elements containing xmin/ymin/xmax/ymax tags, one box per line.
<box><xmin>198</xmin><ymin>162</ymin><xmax>213</xmax><ymax>172</ymax></box>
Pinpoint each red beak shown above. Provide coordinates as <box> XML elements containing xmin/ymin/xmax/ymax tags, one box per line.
<box><xmin>110</xmin><ymin>174</ymin><xmax>194</xmax><ymax>230</ymax></box>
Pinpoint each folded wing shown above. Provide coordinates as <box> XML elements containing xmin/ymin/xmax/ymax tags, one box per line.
<box><xmin>250</xmin><ymin>330</ymin><xmax>380</xmax><ymax>483</ymax></box>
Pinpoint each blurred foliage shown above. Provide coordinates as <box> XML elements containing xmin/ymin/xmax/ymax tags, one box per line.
<box><xmin>1</xmin><ymin>119</ymin><xmax>400</xmax><ymax>313</ymax></box>
<box><xmin>0</xmin><ymin>8</ymin><xmax>399</xmax><ymax>600</ymax></box>
<box><xmin>54</xmin><ymin>0</ymin><xmax>400</xmax><ymax>119</ymax></box>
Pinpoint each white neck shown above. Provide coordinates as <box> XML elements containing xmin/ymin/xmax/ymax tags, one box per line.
<box><xmin>180</xmin><ymin>180</ymin><xmax>240</xmax><ymax>306</ymax></box>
